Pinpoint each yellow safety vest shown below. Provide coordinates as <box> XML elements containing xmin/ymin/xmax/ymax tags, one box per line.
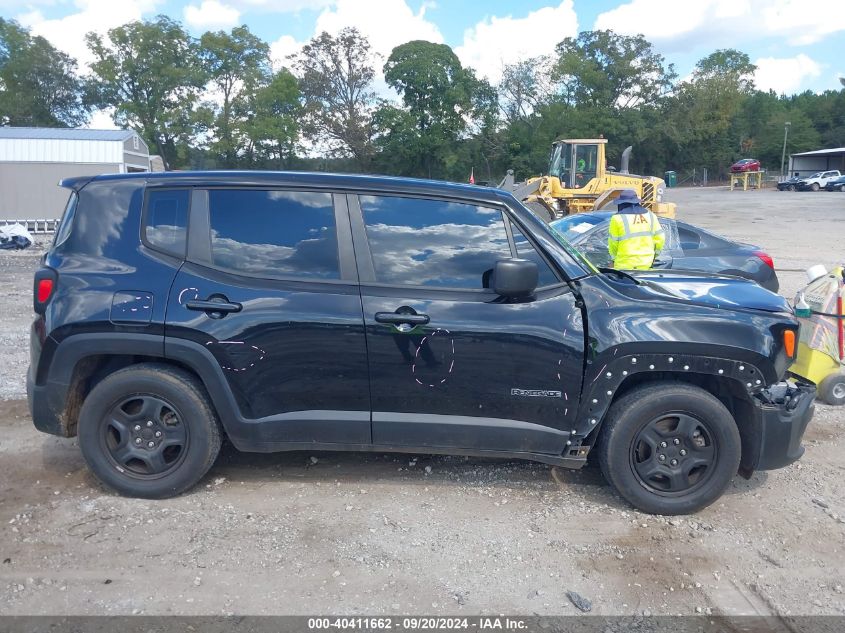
<box><xmin>608</xmin><ymin>209</ymin><xmax>666</xmax><ymax>270</ymax></box>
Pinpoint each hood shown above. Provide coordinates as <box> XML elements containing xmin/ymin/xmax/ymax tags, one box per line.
<box><xmin>631</xmin><ymin>270</ymin><xmax>790</xmax><ymax>313</ymax></box>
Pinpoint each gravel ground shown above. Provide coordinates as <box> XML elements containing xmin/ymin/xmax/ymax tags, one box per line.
<box><xmin>0</xmin><ymin>187</ymin><xmax>843</xmax><ymax>616</ymax></box>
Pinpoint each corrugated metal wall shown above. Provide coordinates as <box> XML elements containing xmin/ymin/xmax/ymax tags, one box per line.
<box><xmin>0</xmin><ymin>139</ymin><xmax>124</xmax><ymax>164</ymax></box>
<box><xmin>0</xmin><ymin>162</ymin><xmax>120</xmax><ymax>220</ymax></box>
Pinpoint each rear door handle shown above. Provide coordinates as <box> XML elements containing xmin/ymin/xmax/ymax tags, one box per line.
<box><xmin>374</xmin><ymin>312</ymin><xmax>430</xmax><ymax>326</ymax></box>
<box><xmin>186</xmin><ymin>298</ymin><xmax>242</xmax><ymax>315</ymax></box>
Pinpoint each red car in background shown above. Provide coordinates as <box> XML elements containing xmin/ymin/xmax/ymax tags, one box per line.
<box><xmin>731</xmin><ymin>158</ymin><xmax>761</xmax><ymax>172</ymax></box>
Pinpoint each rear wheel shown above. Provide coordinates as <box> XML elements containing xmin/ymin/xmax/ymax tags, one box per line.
<box><xmin>818</xmin><ymin>374</ymin><xmax>845</xmax><ymax>406</ymax></box>
<box><xmin>596</xmin><ymin>383</ymin><xmax>741</xmax><ymax>515</ymax></box>
<box><xmin>78</xmin><ymin>364</ymin><xmax>222</xmax><ymax>498</ymax></box>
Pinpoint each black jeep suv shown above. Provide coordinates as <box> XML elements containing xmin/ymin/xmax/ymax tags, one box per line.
<box><xmin>28</xmin><ymin>172</ymin><xmax>814</xmax><ymax>514</ymax></box>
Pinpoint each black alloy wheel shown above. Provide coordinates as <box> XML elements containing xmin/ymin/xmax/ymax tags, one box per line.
<box><xmin>78</xmin><ymin>364</ymin><xmax>222</xmax><ymax>498</ymax></box>
<box><xmin>102</xmin><ymin>395</ymin><xmax>188</xmax><ymax>478</ymax></box>
<box><xmin>630</xmin><ymin>412</ymin><xmax>717</xmax><ymax>495</ymax></box>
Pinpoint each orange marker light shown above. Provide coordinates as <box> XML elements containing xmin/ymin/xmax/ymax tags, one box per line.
<box><xmin>783</xmin><ymin>329</ymin><xmax>796</xmax><ymax>359</ymax></box>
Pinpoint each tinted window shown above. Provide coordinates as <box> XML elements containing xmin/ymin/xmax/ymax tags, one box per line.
<box><xmin>208</xmin><ymin>189</ymin><xmax>339</xmax><ymax>279</ymax></box>
<box><xmin>53</xmin><ymin>192</ymin><xmax>78</xmax><ymax>248</ymax></box>
<box><xmin>145</xmin><ymin>189</ymin><xmax>189</xmax><ymax>257</ymax></box>
<box><xmin>511</xmin><ymin>224</ymin><xmax>559</xmax><ymax>287</ymax></box>
<box><xmin>360</xmin><ymin>195</ymin><xmax>510</xmax><ymax>288</ymax></box>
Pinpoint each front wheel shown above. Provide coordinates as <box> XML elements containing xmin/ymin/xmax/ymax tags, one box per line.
<box><xmin>810</xmin><ymin>183</ymin><xmax>820</xmax><ymax>191</ymax></box>
<box><xmin>839</xmin><ymin>184</ymin><xmax>845</xmax><ymax>192</ymax></box>
<box><xmin>596</xmin><ymin>383</ymin><xmax>741</xmax><ymax>515</ymax></box>
<box><xmin>78</xmin><ymin>364</ymin><xmax>223</xmax><ymax>498</ymax></box>
<box><xmin>787</xmin><ymin>185</ymin><xmax>796</xmax><ymax>191</ymax></box>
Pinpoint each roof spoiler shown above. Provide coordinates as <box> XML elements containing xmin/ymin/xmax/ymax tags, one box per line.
<box><xmin>59</xmin><ymin>175</ymin><xmax>96</xmax><ymax>191</ymax></box>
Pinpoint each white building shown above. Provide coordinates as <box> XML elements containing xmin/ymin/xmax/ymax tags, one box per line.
<box><xmin>788</xmin><ymin>147</ymin><xmax>845</xmax><ymax>178</ymax></box>
<box><xmin>0</xmin><ymin>127</ymin><xmax>150</xmax><ymax>221</ymax></box>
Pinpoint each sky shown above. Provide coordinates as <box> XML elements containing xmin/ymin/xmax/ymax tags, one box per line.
<box><xmin>5</xmin><ymin>0</ymin><xmax>845</xmax><ymax>129</ymax></box>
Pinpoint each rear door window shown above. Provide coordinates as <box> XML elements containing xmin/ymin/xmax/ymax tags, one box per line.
<box><xmin>207</xmin><ymin>189</ymin><xmax>339</xmax><ymax>280</ymax></box>
<box><xmin>145</xmin><ymin>189</ymin><xmax>189</xmax><ymax>257</ymax></box>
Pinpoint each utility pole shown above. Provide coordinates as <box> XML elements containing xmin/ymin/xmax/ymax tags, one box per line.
<box><xmin>780</xmin><ymin>121</ymin><xmax>791</xmax><ymax>178</ymax></box>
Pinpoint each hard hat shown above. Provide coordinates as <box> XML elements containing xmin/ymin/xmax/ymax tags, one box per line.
<box><xmin>615</xmin><ymin>190</ymin><xmax>641</xmax><ymax>206</ymax></box>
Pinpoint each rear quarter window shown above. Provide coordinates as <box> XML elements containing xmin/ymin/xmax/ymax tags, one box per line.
<box><xmin>52</xmin><ymin>192</ymin><xmax>78</xmax><ymax>248</ymax></box>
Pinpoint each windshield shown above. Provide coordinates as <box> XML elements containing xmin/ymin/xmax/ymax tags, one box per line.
<box><xmin>548</xmin><ymin>142</ymin><xmax>572</xmax><ymax>182</ymax></box>
<box><xmin>808</xmin><ymin>172</ymin><xmax>822</xmax><ymax>178</ymax></box>
<box><xmin>549</xmin><ymin>215</ymin><xmax>605</xmax><ymax>241</ymax></box>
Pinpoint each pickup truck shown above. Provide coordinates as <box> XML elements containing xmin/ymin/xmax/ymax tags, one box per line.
<box><xmin>798</xmin><ymin>170</ymin><xmax>841</xmax><ymax>191</ymax></box>
<box><xmin>28</xmin><ymin>171</ymin><xmax>815</xmax><ymax>515</ymax></box>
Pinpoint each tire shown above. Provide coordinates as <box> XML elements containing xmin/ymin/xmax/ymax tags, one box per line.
<box><xmin>810</xmin><ymin>183</ymin><xmax>820</xmax><ymax>192</ymax></box>
<box><xmin>77</xmin><ymin>363</ymin><xmax>223</xmax><ymax>499</ymax></box>
<box><xmin>839</xmin><ymin>185</ymin><xmax>845</xmax><ymax>193</ymax></box>
<box><xmin>596</xmin><ymin>382</ymin><xmax>741</xmax><ymax>515</ymax></box>
<box><xmin>818</xmin><ymin>374</ymin><xmax>845</xmax><ymax>406</ymax></box>
<box><xmin>787</xmin><ymin>185</ymin><xmax>796</xmax><ymax>192</ymax></box>
<box><xmin>525</xmin><ymin>200</ymin><xmax>556</xmax><ymax>223</ymax></box>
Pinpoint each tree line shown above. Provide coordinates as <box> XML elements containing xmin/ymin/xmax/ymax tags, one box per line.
<box><xmin>1</xmin><ymin>15</ymin><xmax>843</xmax><ymax>181</ymax></box>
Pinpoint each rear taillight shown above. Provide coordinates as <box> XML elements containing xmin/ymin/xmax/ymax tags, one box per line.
<box><xmin>754</xmin><ymin>251</ymin><xmax>774</xmax><ymax>269</ymax></box>
<box><xmin>33</xmin><ymin>269</ymin><xmax>57</xmax><ymax>314</ymax></box>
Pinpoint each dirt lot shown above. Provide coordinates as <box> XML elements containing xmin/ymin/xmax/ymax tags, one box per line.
<box><xmin>0</xmin><ymin>187</ymin><xmax>844</xmax><ymax>617</ymax></box>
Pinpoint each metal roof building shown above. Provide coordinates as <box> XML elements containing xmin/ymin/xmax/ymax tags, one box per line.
<box><xmin>0</xmin><ymin>127</ymin><xmax>150</xmax><ymax>222</ymax></box>
<box><xmin>787</xmin><ymin>147</ymin><xmax>845</xmax><ymax>177</ymax></box>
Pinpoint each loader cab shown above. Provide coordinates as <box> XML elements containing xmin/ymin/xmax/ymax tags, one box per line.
<box><xmin>548</xmin><ymin>139</ymin><xmax>606</xmax><ymax>189</ymax></box>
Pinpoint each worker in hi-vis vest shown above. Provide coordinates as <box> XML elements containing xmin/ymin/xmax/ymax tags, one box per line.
<box><xmin>607</xmin><ymin>189</ymin><xmax>666</xmax><ymax>270</ymax></box>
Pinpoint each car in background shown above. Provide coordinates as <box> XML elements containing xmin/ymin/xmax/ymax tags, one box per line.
<box><xmin>777</xmin><ymin>176</ymin><xmax>803</xmax><ymax>191</ymax></box>
<box><xmin>549</xmin><ymin>212</ymin><xmax>779</xmax><ymax>292</ymax></box>
<box><xmin>731</xmin><ymin>158</ymin><xmax>761</xmax><ymax>172</ymax></box>
<box><xmin>797</xmin><ymin>170</ymin><xmax>841</xmax><ymax>191</ymax></box>
<box><xmin>823</xmin><ymin>175</ymin><xmax>845</xmax><ymax>192</ymax></box>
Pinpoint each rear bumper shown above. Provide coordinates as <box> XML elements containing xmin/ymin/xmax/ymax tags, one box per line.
<box><xmin>27</xmin><ymin>360</ymin><xmax>72</xmax><ymax>438</ymax></box>
<box><xmin>740</xmin><ymin>382</ymin><xmax>815</xmax><ymax>475</ymax></box>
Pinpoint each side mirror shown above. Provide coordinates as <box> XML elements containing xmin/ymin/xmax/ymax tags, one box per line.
<box><xmin>493</xmin><ymin>259</ymin><xmax>538</xmax><ymax>298</ymax></box>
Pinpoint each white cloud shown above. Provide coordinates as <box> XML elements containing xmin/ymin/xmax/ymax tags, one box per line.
<box><xmin>313</xmin><ymin>0</ymin><xmax>443</xmax><ymax>63</ymax></box>
<box><xmin>18</xmin><ymin>0</ymin><xmax>160</xmax><ymax>69</ymax></box>
<box><xmin>184</xmin><ymin>0</ymin><xmax>241</xmax><ymax>31</ymax></box>
<box><xmin>594</xmin><ymin>0</ymin><xmax>845</xmax><ymax>49</ymax></box>
<box><xmin>85</xmin><ymin>108</ymin><xmax>119</xmax><ymax>130</ymax></box>
<box><xmin>237</xmin><ymin>0</ymin><xmax>333</xmax><ymax>10</ymax></box>
<box><xmin>269</xmin><ymin>0</ymin><xmax>444</xmax><ymax>98</ymax></box>
<box><xmin>270</xmin><ymin>34</ymin><xmax>303</xmax><ymax>69</ymax></box>
<box><xmin>753</xmin><ymin>54</ymin><xmax>822</xmax><ymax>94</ymax></box>
<box><xmin>455</xmin><ymin>1</ymin><xmax>578</xmax><ymax>83</ymax></box>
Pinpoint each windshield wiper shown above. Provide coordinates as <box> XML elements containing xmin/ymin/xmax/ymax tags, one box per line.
<box><xmin>599</xmin><ymin>267</ymin><xmax>642</xmax><ymax>285</ymax></box>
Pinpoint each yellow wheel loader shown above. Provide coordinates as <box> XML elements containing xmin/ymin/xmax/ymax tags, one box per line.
<box><xmin>500</xmin><ymin>138</ymin><xmax>677</xmax><ymax>222</ymax></box>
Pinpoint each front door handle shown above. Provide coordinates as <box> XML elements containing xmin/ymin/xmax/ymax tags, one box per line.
<box><xmin>186</xmin><ymin>297</ymin><xmax>242</xmax><ymax>317</ymax></box>
<box><xmin>375</xmin><ymin>312</ymin><xmax>430</xmax><ymax>326</ymax></box>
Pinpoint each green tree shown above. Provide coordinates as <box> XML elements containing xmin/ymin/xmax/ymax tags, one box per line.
<box><xmin>244</xmin><ymin>68</ymin><xmax>302</xmax><ymax>169</ymax></box>
<box><xmin>0</xmin><ymin>18</ymin><xmax>87</xmax><ymax>127</ymax></box>
<box><xmin>552</xmin><ymin>30</ymin><xmax>676</xmax><ymax>109</ymax></box>
<box><xmin>293</xmin><ymin>28</ymin><xmax>377</xmax><ymax>170</ymax></box>
<box><xmin>660</xmin><ymin>49</ymin><xmax>757</xmax><ymax>174</ymax></box>
<box><xmin>498</xmin><ymin>56</ymin><xmax>554</xmax><ymax>123</ymax></box>
<box><xmin>382</xmin><ymin>40</ymin><xmax>493</xmax><ymax>179</ymax></box>
<box><xmin>200</xmin><ymin>25</ymin><xmax>271</xmax><ymax>166</ymax></box>
<box><xmin>85</xmin><ymin>16</ymin><xmax>207</xmax><ymax>169</ymax></box>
